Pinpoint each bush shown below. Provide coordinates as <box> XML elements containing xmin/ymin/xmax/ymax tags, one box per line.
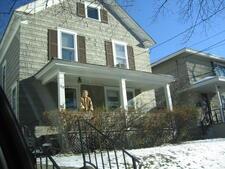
<box><xmin>42</xmin><ymin>106</ymin><xmax>201</xmax><ymax>152</ymax></box>
<box><xmin>133</xmin><ymin>106</ymin><xmax>201</xmax><ymax>147</ymax></box>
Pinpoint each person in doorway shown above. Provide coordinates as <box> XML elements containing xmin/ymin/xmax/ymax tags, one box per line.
<box><xmin>80</xmin><ymin>90</ymin><xmax>94</xmax><ymax>112</ymax></box>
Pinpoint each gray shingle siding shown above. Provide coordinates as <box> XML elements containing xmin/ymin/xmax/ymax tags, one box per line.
<box><xmin>18</xmin><ymin>0</ymin><xmax>151</xmax><ymax>78</ymax></box>
<box><xmin>0</xmin><ymin>29</ymin><xmax>20</xmax><ymax>102</ymax></box>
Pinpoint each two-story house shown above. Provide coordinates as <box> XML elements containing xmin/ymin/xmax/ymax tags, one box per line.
<box><xmin>0</xmin><ymin>0</ymin><xmax>174</xmax><ymax>128</ymax></box>
<box><xmin>152</xmin><ymin>48</ymin><xmax>225</xmax><ymax>125</ymax></box>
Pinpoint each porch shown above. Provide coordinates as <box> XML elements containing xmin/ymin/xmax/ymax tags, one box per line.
<box><xmin>187</xmin><ymin>76</ymin><xmax>225</xmax><ymax>124</ymax></box>
<box><xmin>35</xmin><ymin>59</ymin><xmax>174</xmax><ymax>112</ymax></box>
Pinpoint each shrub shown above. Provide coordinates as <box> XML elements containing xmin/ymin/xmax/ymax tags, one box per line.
<box><xmin>135</xmin><ymin>106</ymin><xmax>201</xmax><ymax>147</ymax></box>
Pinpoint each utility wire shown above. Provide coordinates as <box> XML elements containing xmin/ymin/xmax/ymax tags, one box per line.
<box><xmin>151</xmin><ymin>5</ymin><xmax>225</xmax><ymax>50</ymax></box>
<box><xmin>188</xmin><ymin>29</ymin><xmax>225</xmax><ymax>48</ymax></box>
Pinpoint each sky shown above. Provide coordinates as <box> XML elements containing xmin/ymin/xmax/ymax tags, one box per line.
<box><xmin>1</xmin><ymin>0</ymin><xmax>225</xmax><ymax>63</ymax></box>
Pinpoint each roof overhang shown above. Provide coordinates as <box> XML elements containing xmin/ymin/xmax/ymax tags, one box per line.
<box><xmin>184</xmin><ymin>76</ymin><xmax>225</xmax><ymax>93</ymax></box>
<box><xmin>152</xmin><ymin>48</ymin><xmax>225</xmax><ymax>67</ymax></box>
<box><xmin>35</xmin><ymin>59</ymin><xmax>174</xmax><ymax>90</ymax></box>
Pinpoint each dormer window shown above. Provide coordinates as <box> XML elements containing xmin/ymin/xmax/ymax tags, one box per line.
<box><xmin>85</xmin><ymin>2</ymin><xmax>101</xmax><ymax>21</ymax></box>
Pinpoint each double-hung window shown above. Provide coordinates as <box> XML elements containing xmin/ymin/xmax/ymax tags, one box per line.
<box><xmin>2</xmin><ymin>60</ymin><xmax>6</xmax><ymax>91</ymax></box>
<box><xmin>85</xmin><ymin>2</ymin><xmax>101</xmax><ymax>21</ymax></box>
<box><xmin>105</xmin><ymin>88</ymin><xmax>120</xmax><ymax>111</ymax></box>
<box><xmin>105</xmin><ymin>87</ymin><xmax>135</xmax><ymax>111</ymax></box>
<box><xmin>112</xmin><ymin>41</ymin><xmax>129</xmax><ymax>69</ymax></box>
<box><xmin>58</xmin><ymin>28</ymin><xmax>77</xmax><ymax>62</ymax></box>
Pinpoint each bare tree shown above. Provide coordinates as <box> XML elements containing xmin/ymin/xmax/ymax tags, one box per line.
<box><xmin>153</xmin><ymin>0</ymin><xmax>225</xmax><ymax>41</ymax></box>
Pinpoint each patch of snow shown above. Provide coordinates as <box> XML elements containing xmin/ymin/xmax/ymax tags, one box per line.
<box><xmin>37</xmin><ymin>138</ymin><xmax>225</xmax><ymax>169</ymax></box>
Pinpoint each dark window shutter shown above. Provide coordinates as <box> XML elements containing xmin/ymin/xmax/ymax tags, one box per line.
<box><xmin>127</xmin><ymin>45</ymin><xmax>135</xmax><ymax>70</ymax></box>
<box><xmin>77</xmin><ymin>2</ymin><xmax>85</xmax><ymax>17</ymax></box>
<box><xmin>77</xmin><ymin>35</ymin><xmax>86</xmax><ymax>63</ymax></box>
<box><xmin>48</xmin><ymin>29</ymin><xmax>58</xmax><ymax>60</ymax></box>
<box><xmin>101</xmin><ymin>9</ymin><xmax>108</xmax><ymax>24</ymax></box>
<box><xmin>105</xmin><ymin>41</ymin><xmax>114</xmax><ymax>67</ymax></box>
<box><xmin>135</xmin><ymin>89</ymin><xmax>141</xmax><ymax>96</ymax></box>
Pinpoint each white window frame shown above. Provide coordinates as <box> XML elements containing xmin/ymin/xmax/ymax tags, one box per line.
<box><xmin>112</xmin><ymin>40</ymin><xmax>129</xmax><ymax>69</ymax></box>
<box><xmin>57</xmin><ymin>28</ymin><xmax>78</xmax><ymax>62</ymax></box>
<box><xmin>85</xmin><ymin>2</ymin><xmax>101</xmax><ymax>21</ymax></box>
<box><xmin>104</xmin><ymin>87</ymin><xmax>135</xmax><ymax>110</ymax></box>
<box><xmin>11</xmin><ymin>81</ymin><xmax>18</xmax><ymax>118</ymax></box>
<box><xmin>2</xmin><ymin>60</ymin><xmax>6</xmax><ymax>91</ymax></box>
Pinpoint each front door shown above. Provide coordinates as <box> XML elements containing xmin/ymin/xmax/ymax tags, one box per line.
<box><xmin>65</xmin><ymin>88</ymin><xmax>78</xmax><ymax>110</ymax></box>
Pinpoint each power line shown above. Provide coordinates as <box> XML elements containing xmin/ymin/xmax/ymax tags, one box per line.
<box><xmin>151</xmin><ymin>5</ymin><xmax>225</xmax><ymax>50</ymax></box>
<box><xmin>188</xmin><ymin>29</ymin><xmax>225</xmax><ymax>48</ymax></box>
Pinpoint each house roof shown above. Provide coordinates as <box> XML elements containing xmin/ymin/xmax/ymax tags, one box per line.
<box><xmin>15</xmin><ymin>0</ymin><xmax>155</xmax><ymax>48</ymax></box>
<box><xmin>151</xmin><ymin>48</ymin><xmax>225</xmax><ymax>67</ymax></box>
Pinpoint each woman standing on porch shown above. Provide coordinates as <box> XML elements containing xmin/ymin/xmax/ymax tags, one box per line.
<box><xmin>80</xmin><ymin>90</ymin><xmax>94</xmax><ymax>112</ymax></box>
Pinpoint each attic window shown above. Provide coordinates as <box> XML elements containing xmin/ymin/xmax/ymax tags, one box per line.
<box><xmin>85</xmin><ymin>2</ymin><xmax>101</xmax><ymax>21</ymax></box>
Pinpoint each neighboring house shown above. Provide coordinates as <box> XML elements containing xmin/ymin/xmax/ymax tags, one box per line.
<box><xmin>0</xmin><ymin>0</ymin><xmax>173</xmax><ymax>127</ymax></box>
<box><xmin>152</xmin><ymin>48</ymin><xmax>225</xmax><ymax>124</ymax></box>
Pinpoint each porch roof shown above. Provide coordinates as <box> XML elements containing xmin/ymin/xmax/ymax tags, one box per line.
<box><xmin>35</xmin><ymin>59</ymin><xmax>174</xmax><ymax>90</ymax></box>
<box><xmin>186</xmin><ymin>76</ymin><xmax>225</xmax><ymax>93</ymax></box>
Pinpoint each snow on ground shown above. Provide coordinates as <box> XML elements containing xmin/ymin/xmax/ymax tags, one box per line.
<box><xmin>38</xmin><ymin>138</ymin><xmax>225</xmax><ymax>169</ymax></box>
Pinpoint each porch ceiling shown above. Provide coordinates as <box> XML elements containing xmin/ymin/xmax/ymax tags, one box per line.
<box><xmin>35</xmin><ymin>59</ymin><xmax>174</xmax><ymax>90</ymax></box>
<box><xmin>186</xmin><ymin>76</ymin><xmax>225</xmax><ymax>93</ymax></box>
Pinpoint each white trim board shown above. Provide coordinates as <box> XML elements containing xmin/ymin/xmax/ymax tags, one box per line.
<box><xmin>11</xmin><ymin>81</ymin><xmax>18</xmax><ymax>119</ymax></box>
<box><xmin>2</xmin><ymin>60</ymin><xmax>7</xmax><ymax>91</ymax></box>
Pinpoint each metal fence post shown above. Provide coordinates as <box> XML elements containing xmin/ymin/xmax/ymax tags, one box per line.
<box><xmin>78</xmin><ymin>120</ymin><xmax>86</xmax><ymax>167</ymax></box>
<box><xmin>132</xmin><ymin>157</ymin><xmax>137</xmax><ymax>169</ymax></box>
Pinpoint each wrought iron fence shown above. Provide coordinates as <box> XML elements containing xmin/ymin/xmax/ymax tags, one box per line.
<box><xmin>201</xmin><ymin>108</ymin><xmax>225</xmax><ymax>134</ymax></box>
<box><xmin>22</xmin><ymin>125</ymin><xmax>61</xmax><ymax>169</ymax></box>
<box><xmin>67</xmin><ymin>119</ymin><xmax>142</xmax><ymax>169</ymax></box>
<box><xmin>211</xmin><ymin>108</ymin><xmax>225</xmax><ymax>124</ymax></box>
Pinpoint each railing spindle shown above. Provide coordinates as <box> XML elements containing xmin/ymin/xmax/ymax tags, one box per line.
<box><xmin>114</xmin><ymin>149</ymin><xmax>119</xmax><ymax>169</ymax></box>
<box><xmin>122</xmin><ymin>151</ymin><xmax>128</xmax><ymax>169</ymax></box>
<box><xmin>107</xmin><ymin>149</ymin><xmax>112</xmax><ymax>169</ymax></box>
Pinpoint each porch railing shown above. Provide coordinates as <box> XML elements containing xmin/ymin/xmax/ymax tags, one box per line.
<box><xmin>68</xmin><ymin>119</ymin><xmax>142</xmax><ymax>169</ymax></box>
<box><xmin>22</xmin><ymin>125</ymin><xmax>61</xmax><ymax>169</ymax></box>
<box><xmin>201</xmin><ymin>108</ymin><xmax>225</xmax><ymax>134</ymax></box>
<box><xmin>211</xmin><ymin>108</ymin><xmax>225</xmax><ymax>124</ymax></box>
<box><xmin>35</xmin><ymin>153</ymin><xmax>61</xmax><ymax>169</ymax></box>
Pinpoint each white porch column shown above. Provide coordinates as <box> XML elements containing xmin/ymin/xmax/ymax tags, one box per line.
<box><xmin>57</xmin><ymin>72</ymin><xmax>65</xmax><ymax>110</ymax></box>
<box><xmin>119</xmin><ymin>78</ymin><xmax>128</xmax><ymax>110</ymax></box>
<box><xmin>164</xmin><ymin>84</ymin><xmax>173</xmax><ymax>111</ymax></box>
<box><xmin>215</xmin><ymin>85</ymin><xmax>225</xmax><ymax>123</ymax></box>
